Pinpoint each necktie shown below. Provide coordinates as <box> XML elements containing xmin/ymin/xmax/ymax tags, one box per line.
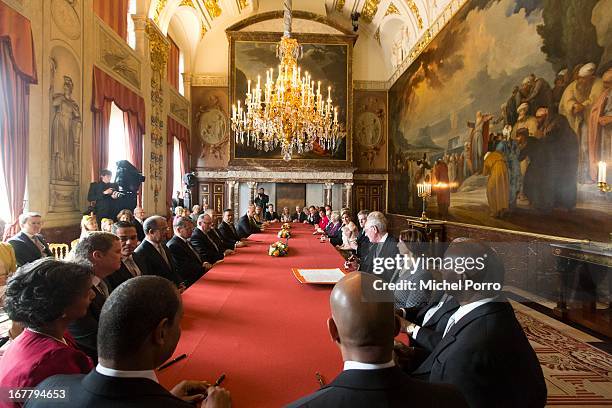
<box><xmin>443</xmin><ymin>316</ymin><xmax>456</xmax><ymax>338</ymax></box>
<box><xmin>96</xmin><ymin>281</ymin><xmax>109</xmax><ymax>298</ymax></box>
<box><xmin>206</xmin><ymin>232</ymin><xmax>220</xmax><ymax>252</ymax></box>
<box><xmin>123</xmin><ymin>257</ymin><xmax>141</xmax><ymax>277</ymax></box>
<box><xmin>31</xmin><ymin>235</ymin><xmax>46</xmax><ymax>256</ymax></box>
<box><xmin>157</xmin><ymin>243</ymin><xmax>170</xmax><ymax>266</ymax></box>
<box><xmin>229</xmin><ymin>223</ymin><xmax>238</xmax><ymax>237</ymax></box>
<box><xmin>186</xmin><ymin>240</ymin><xmax>202</xmax><ymax>262</ymax></box>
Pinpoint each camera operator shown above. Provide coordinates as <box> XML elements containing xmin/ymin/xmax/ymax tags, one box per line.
<box><xmin>87</xmin><ymin>169</ymin><xmax>119</xmax><ymax>225</ymax></box>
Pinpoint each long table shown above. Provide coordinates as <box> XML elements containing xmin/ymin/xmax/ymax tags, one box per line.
<box><xmin>157</xmin><ymin>223</ymin><xmax>345</xmax><ymax>407</ymax></box>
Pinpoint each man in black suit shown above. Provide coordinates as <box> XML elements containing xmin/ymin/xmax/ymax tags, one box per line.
<box><xmin>254</xmin><ymin>187</ymin><xmax>269</xmax><ymax>209</ymax></box>
<box><xmin>105</xmin><ymin>221</ymin><xmax>148</xmax><ymax>292</ymax></box>
<box><xmin>87</xmin><ymin>169</ymin><xmax>119</xmax><ymax>225</ymax></box>
<box><xmin>264</xmin><ymin>203</ymin><xmax>279</xmax><ymax>222</ymax></box>
<box><xmin>291</xmin><ymin>205</ymin><xmax>307</xmax><ymax>223</ymax></box>
<box><xmin>134</xmin><ymin>216</ymin><xmax>186</xmax><ymax>290</ymax></box>
<box><xmin>346</xmin><ymin>211</ymin><xmax>399</xmax><ymax>283</ymax></box>
<box><xmin>411</xmin><ymin>239</ymin><xmax>547</xmax><ymax>408</ymax></box>
<box><xmin>68</xmin><ymin>232</ymin><xmax>123</xmax><ymax>362</ymax></box>
<box><xmin>8</xmin><ymin>212</ymin><xmax>53</xmax><ymax>267</ymax></box>
<box><xmin>305</xmin><ymin>205</ymin><xmax>321</xmax><ymax>225</ymax></box>
<box><xmin>203</xmin><ymin>209</ymin><xmax>236</xmax><ymax>253</ymax></box>
<box><xmin>355</xmin><ymin>210</ymin><xmax>370</xmax><ymax>258</ymax></box>
<box><xmin>30</xmin><ymin>276</ymin><xmax>231</xmax><ymax>408</ymax></box>
<box><xmin>171</xmin><ymin>190</ymin><xmax>184</xmax><ymax>210</ymax></box>
<box><xmin>237</xmin><ymin>205</ymin><xmax>261</xmax><ymax>238</ymax></box>
<box><xmin>287</xmin><ymin>272</ymin><xmax>467</xmax><ymax>408</ymax></box>
<box><xmin>167</xmin><ymin>217</ymin><xmax>212</xmax><ymax>286</ymax></box>
<box><xmin>217</xmin><ymin>209</ymin><xmax>245</xmax><ymax>248</ymax></box>
<box><xmin>190</xmin><ymin>214</ymin><xmax>226</xmax><ymax>264</ymax></box>
<box><xmin>133</xmin><ymin>206</ymin><xmax>146</xmax><ymax>242</ymax></box>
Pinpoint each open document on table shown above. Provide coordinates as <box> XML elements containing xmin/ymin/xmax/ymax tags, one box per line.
<box><xmin>292</xmin><ymin>268</ymin><xmax>346</xmax><ymax>284</ymax></box>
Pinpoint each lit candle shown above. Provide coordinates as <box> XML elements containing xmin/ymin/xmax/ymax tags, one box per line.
<box><xmin>598</xmin><ymin>161</ymin><xmax>607</xmax><ymax>183</ymax></box>
<box><xmin>328</xmin><ymin>86</ymin><xmax>331</xmax><ymax>101</ymax></box>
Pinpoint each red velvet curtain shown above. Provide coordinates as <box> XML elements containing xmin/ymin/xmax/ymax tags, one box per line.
<box><xmin>123</xmin><ymin>110</ymin><xmax>142</xmax><ymax>204</ymax></box>
<box><xmin>166</xmin><ymin>116</ymin><xmax>190</xmax><ymax>210</ymax></box>
<box><xmin>93</xmin><ymin>0</ymin><xmax>129</xmax><ymax>40</ymax></box>
<box><xmin>167</xmin><ymin>37</ymin><xmax>179</xmax><ymax>90</ymax></box>
<box><xmin>91</xmin><ymin>66</ymin><xmax>145</xmax><ymax>181</ymax></box>
<box><xmin>0</xmin><ymin>2</ymin><xmax>38</xmax><ymax>240</ymax></box>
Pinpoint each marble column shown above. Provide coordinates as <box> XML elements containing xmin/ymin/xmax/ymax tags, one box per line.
<box><xmin>226</xmin><ymin>180</ymin><xmax>236</xmax><ymax>210</ymax></box>
<box><xmin>324</xmin><ymin>182</ymin><xmax>334</xmax><ymax>207</ymax></box>
<box><xmin>182</xmin><ymin>73</ymin><xmax>192</xmax><ymax>100</ymax></box>
<box><xmin>131</xmin><ymin>15</ymin><xmax>147</xmax><ymax>57</ymax></box>
<box><xmin>233</xmin><ymin>181</ymin><xmax>240</xmax><ymax>219</ymax></box>
<box><xmin>247</xmin><ymin>181</ymin><xmax>257</xmax><ymax>204</ymax></box>
<box><xmin>343</xmin><ymin>182</ymin><xmax>354</xmax><ymax>210</ymax></box>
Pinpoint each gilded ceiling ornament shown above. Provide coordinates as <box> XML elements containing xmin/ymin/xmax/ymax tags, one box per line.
<box><xmin>153</xmin><ymin>0</ymin><xmax>167</xmax><ymax>23</ymax></box>
<box><xmin>204</xmin><ymin>0</ymin><xmax>222</xmax><ymax>18</ymax></box>
<box><xmin>374</xmin><ymin>27</ymin><xmax>381</xmax><ymax>45</ymax></box>
<box><xmin>385</xmin><ymin>3</ymin><xmax>400</xmax><ymax>17</ymax></box>
<box><xmin>335</xmin><ymin>0</ymin><xmax>345</xmax><ymax>12</ymax></box>
<box><xmin>407</xmin><ymin>0</ymin><xmax>424</xmax><ymax>29</ymax></box>
<box><xmin>361</xmin><ymin>0</ymin><xmax>381</xmax><ymax>23</ymax></box>
<box><xmin>145</xmin><ymin>21</ymin><xmax>170</xmax><ymax>73</ymax></box>
<box><xmin>238</xmin><ymin>0</ymin><xmax>249</xmax><ymax>11</ymax></box>
<box><xmin>179</xmin><ymin>0</ymin><xmax>194</xmax><ymax>7</ymax></box>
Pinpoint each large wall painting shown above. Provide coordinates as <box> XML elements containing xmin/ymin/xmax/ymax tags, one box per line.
<box><xmin>228</xmin><ymin>32</ymin><xmax>353</xmax><ymax>167</ymax></box>
<box><xmin>388</xmin><ymin>0</ymin><xmax>612</xmax><ymax>241</ymax></box>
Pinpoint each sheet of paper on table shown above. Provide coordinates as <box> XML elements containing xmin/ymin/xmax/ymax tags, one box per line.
<box><xmin>292</xmin><ymin>268</ymin><xmax>346</xmax><ymax>284</ymax></box>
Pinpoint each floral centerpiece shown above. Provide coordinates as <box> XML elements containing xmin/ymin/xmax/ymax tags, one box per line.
<box><xmin>278</xmin><ymin>229</ymin><xmax>291</xmax><ymax>239</ymax></box>
<box><xmin>269</xmin><ymin>241</ymin><xmax>289</xmax><ymax>257</ymax></box>
<box><xmin>282</xmin><ymin>222</ymin><xmax>292</xmax><ymax>230</ymax></box>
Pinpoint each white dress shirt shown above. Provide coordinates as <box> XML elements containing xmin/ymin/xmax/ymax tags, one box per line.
<box><xmin>412</xmin><ymin>293</ymin><xmax>450</xmax><ymax>339</ymax></box>
<box><xmin>343</xmin><ymin>359</ymin><xmax>395</xmax><ymax>371</ymax></box>
<box><xmin>442</xmin><ymin>297</ymin><xmax>496</xmax><ymax>337</ymax></box>
<box><xmin>96</xmin><ymin>364</ymin><xmax>158</xmax><ymax>383</ymax></box>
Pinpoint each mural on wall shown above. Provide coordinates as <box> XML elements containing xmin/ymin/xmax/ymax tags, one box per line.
<box><xmin>388</xmin><ymin>0</ymin><xmax>612</xmax><ymax>241</ymax></box>
<box><xmin>231</xmin><ymin>38</ymin><xmax>349</xmax><ymax>161</ymax></box>
<box><xmin>192</xmin><ymin>86</ymin><xmax>230</xmax><ymax>168</ymax></box>
<box><xmin>354</xmin><ymin>90</ymin><xmax>387</xmax><ymax>171</ymax></box>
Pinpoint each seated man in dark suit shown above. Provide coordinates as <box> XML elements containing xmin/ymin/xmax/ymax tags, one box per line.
<box><xmin>346</xmin><ymin>212</ymin><xmax>399</xmax><ymax>283</ymax></box>
<box><xmin>355</xmin><ymin>210</ymin><xmax>370</xmax><ymax>259</ymax></box>
<box><xmin>291</xmin><ymin>205</ymin><xmax>307</xmax><ymax>223</ymax></box>
<box><xmin>134</xmin><ymin>216</ymin><xmax>186</xmax><ymax>290</ymax></box>
<box><xmin>68</xmin><ymin>232</ymin><xmax>123</xmax><ymax>362</ymax></box>
<box><xmin>237</xmin><ymin>205</ymin><xmax>261</xmax><ymax>238</ymax></box>
<box><xmin>167</xmin><ymin>217</ymin><xmax>212</xmax><ymax>286</ymax></box>
<box><xmin>411</xmin><ymin>239</ymin><xmax>547</xmax><ymax>408</ymax></box>
<box><xmin>8</xmin><ymin>212</ymin><xmax>53</xmax><ymax>267</ymax></box>
<box><xmin>30</xmin><ymin>276</ymin><xmax>231</xmax><ymax>408</ymax></box>
<box><xmin>287</xmin><ymin>272</ymin><xmax>467</xmax><ymax>408</ymax></box>
<box><xmin>264</xmin><ymin>204</ymin><xmax>279</xmax><ymax>222</ymax></box>
<box><xmin>105</xmin><ymin>221</ymin><xmax>148</xmax><ymax>292</ymax></box>
<box><xmin>218</xmin><ymin>209</ymin><xmax>245</xmax><ymax>248</ymax></box>
<box><xmin>203</xmin><ymin>209</ymin><xmax>236</xmax><ymax>253</ymax></box>
<box><xmin>191</xmin><ymin>214</ymin><xmax>226</xmax><ymax>264</ymax></box>
<box><xmin>305</xmin><ymin>205</ymin><xmax>321</xmax><ymax>225</ymax></box>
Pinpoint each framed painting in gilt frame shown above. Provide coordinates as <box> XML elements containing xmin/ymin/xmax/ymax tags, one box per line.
<box><xmin>228</xmin><ymin>30</ymin><xmax>354</xmax><ymax>168</ymax></box>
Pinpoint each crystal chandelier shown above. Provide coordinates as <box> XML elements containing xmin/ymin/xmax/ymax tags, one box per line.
<box><xmin>231</xmin><ymin>0</ymin><xmax>343</xmax><ymax>161</ymax></box>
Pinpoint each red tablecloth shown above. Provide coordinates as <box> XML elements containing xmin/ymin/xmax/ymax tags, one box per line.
<box><xmin>157</xmin><ymin>223</ymin><xmax>345</xmax><ymax>407</ymax></box>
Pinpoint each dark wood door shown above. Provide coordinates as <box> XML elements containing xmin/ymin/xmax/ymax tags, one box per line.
<box><xmin>353</xmin><ymin>182</ymin><xmax>385</xmax><ymax>212</ymax></box>
<box><xmin>198</xmin><ymin>180</ymin><xmax>225</xmax><ymax>221</ymax></box>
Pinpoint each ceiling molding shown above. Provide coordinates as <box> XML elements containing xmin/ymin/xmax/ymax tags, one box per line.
<box><xmin>225</xmin><ymin>10</ymin><xmax>357</xmax><ymax>37</ymax></box>
<box><xmin>353</xmin><ymin>80</ymin><xmax>388</xmax><ymax>91</ymax></box>
<box><xmin>192</xmin><ymin>74</ymin><xmax>229</xmax><ymax>86</ymax></box>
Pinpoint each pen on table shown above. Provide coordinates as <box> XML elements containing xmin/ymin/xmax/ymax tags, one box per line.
<box><xmin>214</xmin><ymin>373</ymin><xmax>226</xmax><ymax>386</ymax></box>
<box><xmin>157</xmin><ymin>353</ymin><xmax>187</xmax><ymax>370</ymax></box>
<box><xmin>315</xmin><ymin>372</ymin><xmax>326</xmax><ymax>388</ymax></box>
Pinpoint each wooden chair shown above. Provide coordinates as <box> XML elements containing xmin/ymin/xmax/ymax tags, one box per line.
<box><xmin>399</xmin><ymin>228</ymin><xmax>425</xmax><ymax>243</ymax></box>
<box><xmin>49</xmin><ymin>243</ymin><xmax>70</xmax><ymax>260</ymax></box>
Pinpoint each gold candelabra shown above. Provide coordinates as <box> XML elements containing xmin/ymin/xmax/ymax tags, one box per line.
<box><xmin>417</xmin><ymin>182</ymin><xmax>432</xmax><ymax>220</ymax></box>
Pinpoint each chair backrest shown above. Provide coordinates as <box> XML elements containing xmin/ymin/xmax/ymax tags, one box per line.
<box><xmin>49</xmin><ymin>243</ymin><xmax>70</xmax><ymax>260</ymax></box>
<box><xmin>70</xmin><ymin>239</ymin><xmax>80</xmax><ymax>250</ymax></box>
<box><xmin>399</xmin><ymin>228</ymin><xmax>425</xmax><ymax>243</ymax></box>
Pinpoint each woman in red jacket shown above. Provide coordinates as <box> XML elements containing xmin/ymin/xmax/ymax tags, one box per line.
<box><xmin>0</xmin><ymin>258</ymin><xmax>95</xmax><ymax>407</ymax></box>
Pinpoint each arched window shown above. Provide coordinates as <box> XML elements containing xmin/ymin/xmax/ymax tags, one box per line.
<box><xmin>107</xmin><ymin>102</ymin><xmax>129</xmax><ymax>175</ymax></box>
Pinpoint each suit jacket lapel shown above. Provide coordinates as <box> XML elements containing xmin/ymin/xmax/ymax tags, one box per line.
<box><xmin>19</xmin><ymin>232</ymin><xmax>41</xmax><ymax>258</ymax></box>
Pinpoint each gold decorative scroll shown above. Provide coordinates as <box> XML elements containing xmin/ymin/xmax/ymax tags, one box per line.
<box><xmin>238</xmin><ymin>0</ymin><xmax>249</xmax><ymax>11</ymax></box>
<box><xmin>179</xmin><ymin>0</ymin><xmax>194</xmax><ymax>7</ymax></box>
<box><xmin>385</xmin><ymin>3</ymin><xmax>400</xmax><ymax>16</ymax></box>
<box><xmin>204</xmin><ymin>0</ymin><xmax>222</xmax><ymax>18</ymax></box>
<box><xmin>335</xmin><ymin>0</ymin><xmax>346</xmax><ymax>12</ymax></box>
<box><xmin>407</xmin><ymin>0</ymin><xmax>424</xmax><ymax>29</ymax></box>
<box><xmin>362</xmin><ymin>0</ymin><xmax>381</xmax><ymax>23</ymax></box>
<box><xmin>153</xmin><ymin>0</ymin><xmax>168</xmax><ymax>23</ymax></box>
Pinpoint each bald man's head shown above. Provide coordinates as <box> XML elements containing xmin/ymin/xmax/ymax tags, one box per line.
<box><xmin>328</xmin><ymin>272</ymin><xmax>398</xmax><ymax>362</ymax></box>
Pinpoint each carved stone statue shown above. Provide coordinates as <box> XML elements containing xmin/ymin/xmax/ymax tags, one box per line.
<box><xmin>50</xmin><ymin>64</ymin><xmax>81</xmax><ymax>182</ymax></box>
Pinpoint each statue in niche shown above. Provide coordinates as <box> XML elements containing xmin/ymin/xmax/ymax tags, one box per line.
<box><xmin>50</xmin><ymin>59</ymin><xmax>81</xmax><ymax>182</ymax></box>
